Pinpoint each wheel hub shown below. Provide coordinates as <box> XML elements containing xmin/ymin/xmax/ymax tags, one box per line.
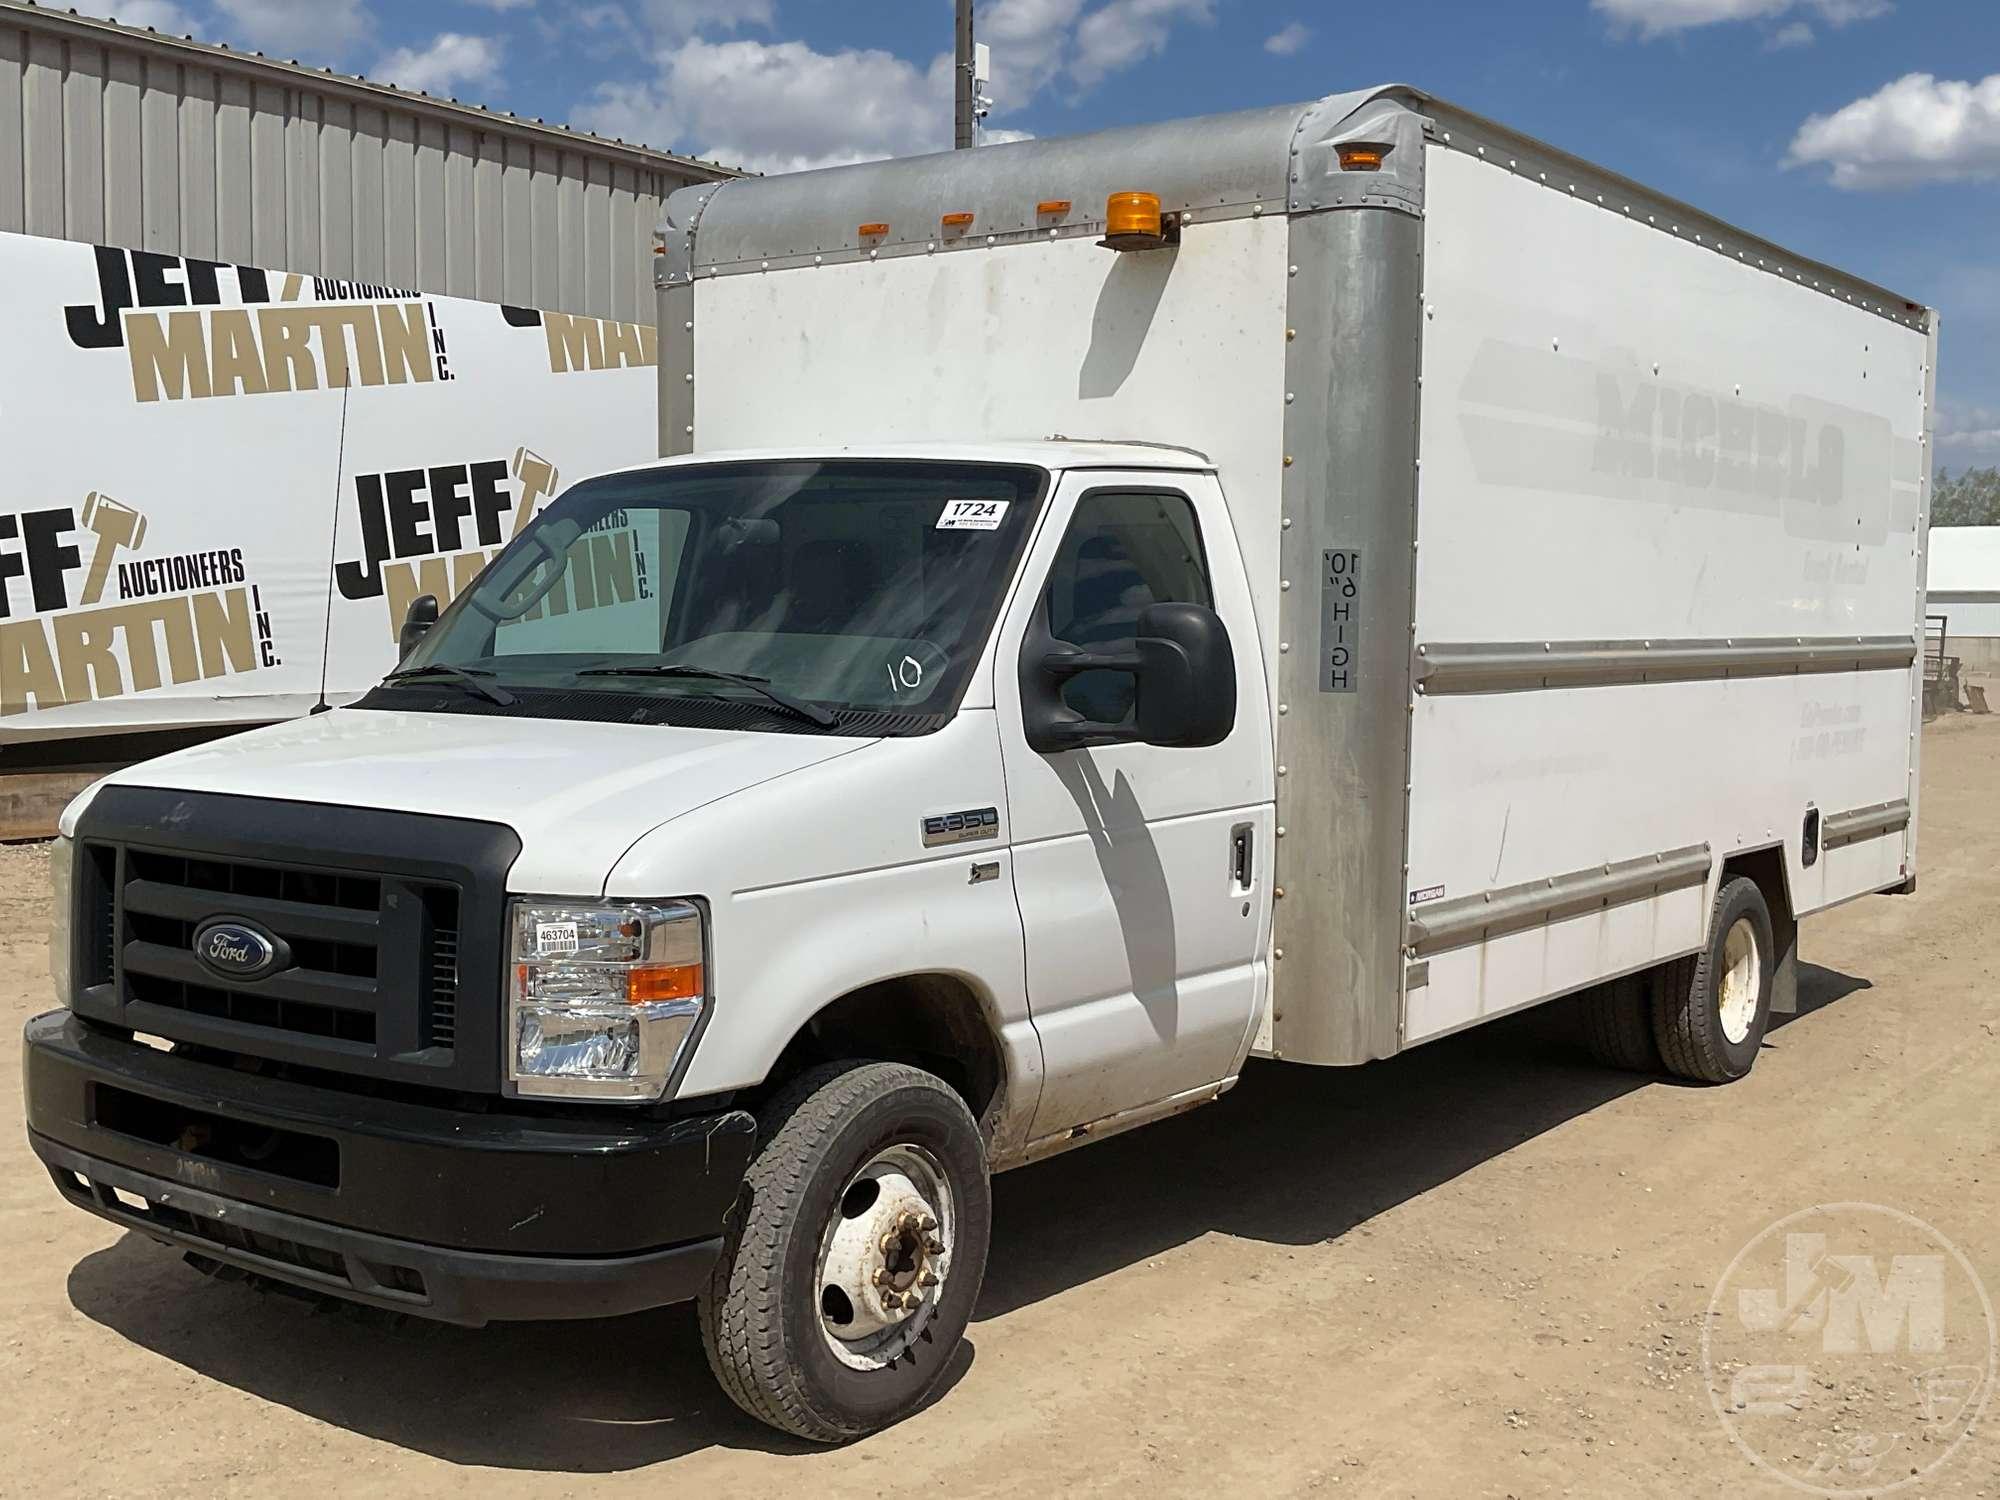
<box><xmin>817</xmin><ymin>1148</ymin><xmax>953</xmax><ymax>1367</ymax></box>
<box><xmin>1718</xmin><ymin>915</ymin><xmax>1762</xmax><ymax>1045</ymax></box>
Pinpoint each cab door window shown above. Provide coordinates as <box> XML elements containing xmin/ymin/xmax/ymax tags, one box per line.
<box><xmin>1045</xmin><ymin>489</ymin><xmax>1212</xmax><ymax>724</ymax></box>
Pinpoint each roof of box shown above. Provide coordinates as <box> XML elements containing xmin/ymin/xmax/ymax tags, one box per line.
<box><xmin>657</xmin><ymin>84</ymin><xmax>1926</xmax><ymax>330</ymax></box>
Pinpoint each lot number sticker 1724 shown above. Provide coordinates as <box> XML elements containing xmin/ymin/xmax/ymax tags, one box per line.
<box><xmin>936</xmin><ymin>499</ymin><xmax>1010</xmax><ymax>531</ymax></box>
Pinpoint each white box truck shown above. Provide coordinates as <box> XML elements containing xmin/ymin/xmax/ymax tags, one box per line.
<box><xmin>24</xmin><ymin>85</ymin><xmax>1935</xmax><ymax>1440</ymax></box>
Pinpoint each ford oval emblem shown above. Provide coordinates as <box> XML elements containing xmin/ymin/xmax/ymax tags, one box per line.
<box><xmin>192</xmin><ymin>919</ymin><xmax>282</xmax><ymax>980</ymax></box>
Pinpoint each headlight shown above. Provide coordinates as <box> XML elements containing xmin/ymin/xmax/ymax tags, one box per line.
<box><xmin>506</xmin><ymin>899</ymin><xmax>706</xmax><ymax>1102</ymax></box>
<box><xmin>48</xmin><ymin>833</ymin><xmax>74</xmax><ymax>1009</ymax></box>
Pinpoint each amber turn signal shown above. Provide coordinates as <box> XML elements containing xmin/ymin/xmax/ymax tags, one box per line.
<box><xmin>628</xmin><ymin>962</ymin><xmax>704</xmax><ymax>1004</ymax></box>
<box><xmin>1337</xmin><ymin>144</ymin><xmax>1388</xmax><ymax>172</ymax></box>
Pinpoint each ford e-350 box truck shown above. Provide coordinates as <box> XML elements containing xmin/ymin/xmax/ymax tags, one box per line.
<box><xmin>23</xmin><ymin>84</ymin><xmax>1935</xmax><ymax>1439</ymax></box>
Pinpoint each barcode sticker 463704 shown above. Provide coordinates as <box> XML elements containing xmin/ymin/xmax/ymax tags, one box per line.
<box><xmin>536</xmin><ymin>921</ymin><xmax>580</xmax><ymax>957</ymax></box>
<box><xmin>936</xmin><ymin>499</ymin><xmax>1010</xmax><ymax>531</ymax></box>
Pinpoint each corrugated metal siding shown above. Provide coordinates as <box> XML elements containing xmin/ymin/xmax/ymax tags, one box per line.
<box><xmin>0</xmin><ymin>4</ymin><xmax>734</xmax><ymax>321</ymax></box>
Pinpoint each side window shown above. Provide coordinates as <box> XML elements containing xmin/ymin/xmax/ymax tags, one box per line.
<box><xmin>1046</xmin><ymin>489</ymin><xmax>1212</xmax><ymax>724</ymax></box>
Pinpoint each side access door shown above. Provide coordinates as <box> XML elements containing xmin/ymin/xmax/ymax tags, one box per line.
<box><xmin>995</xmin><ymin>469</ymin><xmax>1274</xmax><ymax>1144</ymax></box>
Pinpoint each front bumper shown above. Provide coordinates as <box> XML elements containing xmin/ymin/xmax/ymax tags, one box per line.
<box><xmin>24</xmin><ymin>1011</ymin><xmax>756</xmax><ymax>1325</ymax></box>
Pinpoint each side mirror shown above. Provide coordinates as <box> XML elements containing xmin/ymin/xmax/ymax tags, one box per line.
<box><xmin>1132</xmin><ymin>602</ymin><xmax>1236</xmax><ymax>748</ymax></box>
<box><xmin>1022</xmin><ymin>600</ymin><xmax>1236</xmax><ymax>753</ymax></box>
<box><xmin>398</xmin><ymin>593</ymin><xmax>440</xmax><ymax>659</ymax></box>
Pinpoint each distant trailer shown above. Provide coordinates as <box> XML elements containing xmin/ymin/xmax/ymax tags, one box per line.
<box><xmin>0</xmin><ymin>0</ymin><xmax>741</xmax><ymax>324</ymax></box>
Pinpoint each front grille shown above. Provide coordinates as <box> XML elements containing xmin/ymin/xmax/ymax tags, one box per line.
<box><xmin>71</xmin><ymin>786</ymin><xmax>519</xmax><ymax>1093</ymax></box>
<box><xmin>426</xmin><ymin>894</ymin><xmax>461</xmax><ymax>1049</ymax></box>
<box><xmin>105</xmin><ymin>846</ymin><xmax>458</xmax><ymax>1059</ymax></box>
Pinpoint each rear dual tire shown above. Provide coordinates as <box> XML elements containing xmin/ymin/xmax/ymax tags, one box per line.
<box><xmin>1581</xmin><ymin>875</ymin><xmax>1776</xmax><ymax>1084</ymax></box>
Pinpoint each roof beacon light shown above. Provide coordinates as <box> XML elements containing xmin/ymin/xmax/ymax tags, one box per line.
<box><xmin>1100</xmin><ymin>190</ymin><xmax>1175</xmax><ymax>253</ymax></box>
<box><xmin>1337</xmin><ymin>143</ymin><xmax>1388</xmax><ymax>172</ymax></box>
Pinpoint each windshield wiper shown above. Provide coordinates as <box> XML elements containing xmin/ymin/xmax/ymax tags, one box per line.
<box><xmin>381</xmin><ymin>664</ymin><xmax>517</xmax><ymax>707</ymax></box>
<box><xmin>574</xmin><ymin>664</ymin><xmax>838</xmax><ymax>727</ymax></box>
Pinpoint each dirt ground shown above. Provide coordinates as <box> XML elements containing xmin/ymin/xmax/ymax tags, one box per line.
<box><xmin>3</xmin><ymin>720</ymin><xmax>1997</xmax><ymax>1499</ymax></box>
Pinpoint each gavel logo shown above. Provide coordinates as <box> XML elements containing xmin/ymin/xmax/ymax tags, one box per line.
<box><xmin>510</xmin><ymin>448</ymin><xmax>560</xmax><ymax>538</ymax></box>
<box><xmin>78</xmin><ymin>492</ymin><xmax>149</xmax><ymax>606</ymax></box>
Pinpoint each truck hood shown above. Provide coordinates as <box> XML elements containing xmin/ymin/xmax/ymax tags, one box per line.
<box><xmin>84</xmin><ymin>707</ymin><xmax>875</xmax><ymax>893</ymax></box>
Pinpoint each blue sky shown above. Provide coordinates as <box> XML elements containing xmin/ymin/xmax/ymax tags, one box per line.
<box><xmin>87</xmin><ymin>0</ymin><xmax>2000</xmax><ymax>470</ymax></box>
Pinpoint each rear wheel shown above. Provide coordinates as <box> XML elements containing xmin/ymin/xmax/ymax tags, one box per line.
<box><xmin>1652</xmin><ymin>876</ymin><xmax>1775</xmax><ymax>1083</ymax></box>
<box><xmin>1581</xmin><ymin>971</ymin><xmax>1661</xmax><ymax>1072</ymax></box>
<box><xmin>699</xmin><ymin>1060</ymin><xmax>991</xmax><ymax>1442</ymax></box>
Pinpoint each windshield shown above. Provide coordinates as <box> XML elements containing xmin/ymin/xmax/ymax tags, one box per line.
<box><xmin>384</xmin><ymin>460</ymin><xmax>1047</xmax><ymax>732</ymax></box>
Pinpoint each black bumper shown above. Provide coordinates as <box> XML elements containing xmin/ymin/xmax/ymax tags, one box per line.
<box><xmin>24</xmin><ymin>1011</ymin><xmax>756</xmax><ymax>1325</ymax></box>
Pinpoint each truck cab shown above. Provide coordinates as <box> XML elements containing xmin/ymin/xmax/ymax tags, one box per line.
<box><xmin>27</xmin><ymin>441</ymin><xmax>1271</xmax><ymax>1438</ymax></box>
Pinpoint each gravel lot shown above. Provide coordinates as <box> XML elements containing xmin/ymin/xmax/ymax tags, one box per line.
<box><xmin>4</xmin><ymin>717</ymin><xmax>1996</xmax><ymax>1498</ymax></box>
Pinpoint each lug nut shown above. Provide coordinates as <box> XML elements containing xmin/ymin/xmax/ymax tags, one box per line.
<box><xmin>918</xmin><ymin>1270</ymin><xmax>939</xmax><ymax>1288</ymax></box>
<box><xmin>917</xmin><ymin>1213</ymin><xmax>938</xmax><ymax>1232</ymax></box>
<box><xmin>872</xmin><ymin>1267</ymin><xmax>891</xmax><ymax>1287</ymax></box>
<box><xmin>924</xmin><ymin>1235</ymin><xmax>946</xmax><ymax>1255</ymax></box>
<box><xmin>879</xmin><ymin>1232</ymin><xmax>898</xmax><ymax>1254</ymax></box>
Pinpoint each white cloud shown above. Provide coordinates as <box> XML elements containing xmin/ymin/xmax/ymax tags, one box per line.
<box><xmin>1764</xmin><ymin>19</ymin><xmax>1814</xmax><ymax>47</ymax></box>
<box><xmin>210</xmin><ymin>0</ymin><xmax>373</xmax><ymax>58</ymax></box>
<box><xmin>1264</xmin><ymin>21</ymin><xmax>1310</xmax><ymax>56</ymax></box>
<box><xmin>1073</xmin><ymin>0</ymin><xmax>1215</xmax><ymax>88</ymax></box>
<box><xmin>575</xmin><ymin>36</ymin><xmax>951</xmax><ymax>173</ymax></box>
<box><xmin>1938</xmin><ymin>400</ymin><xmax>2000</xmax><ymax>460</ymax></box>
<box><xmin>977</xmin><ymin>0</ymin><xmax>1087</xmax><ymax>112</ymax></box>
<box><xmin>575</xmin><ymin>0</ymin><xmax>1214</xmax><ymax>171</ymax></box>
<box><xmin>77</xmin><ymin>0</ymin><xmax>195</xmax><ymax>32</ymax></box>
<box><xmin>638</xmin><ymin>0</ymin><xmax>774</xmax><ymax>38</ymax></box>
<box><xmin>464</xmin><ymin>0</ymin><xmax>535</xmax><ymax>11</ymax></box>
<box><xmin>1592</xmin><ymin>0</ymin><xmax>1888</xmax><ymax>41</ymax></box>
<box><xmin>375</xmin><ymin>32</ymin><xmax>506</xmax><ymax>97</ymax></box>
<box><xmin>1787</xmin><ymin>72</ymin><xmax>2000</xmax><ymax>188</ymax></box>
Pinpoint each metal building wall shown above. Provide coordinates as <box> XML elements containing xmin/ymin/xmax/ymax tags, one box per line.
<box><xmin>0</xmin><ymin>1</ymin><xmax>738</xmax><ymax>322</ymax></box>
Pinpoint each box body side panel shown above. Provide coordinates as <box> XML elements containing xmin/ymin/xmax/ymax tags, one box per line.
<box><xmin>1403</xmin><ymin>145</ymin><xmax>1927</xmax><ymax>1044</ymax></box>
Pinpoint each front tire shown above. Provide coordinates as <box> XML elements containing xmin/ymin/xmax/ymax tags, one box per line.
<box><xmin>1652</xmin><ymin>876</ymin><xmax>1775</xmax><ymax>1083</ymax></box>
<box><xmin>699</xmin><ymin>1060</ymin><xmax>991</xmax><ymax>1442</ymax></box>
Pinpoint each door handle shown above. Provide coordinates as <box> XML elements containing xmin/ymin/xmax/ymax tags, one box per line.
<box><xmin>1231</xmin><ymin>823</ymin><xmax>1254</xmax><ymax>889</ymax></box>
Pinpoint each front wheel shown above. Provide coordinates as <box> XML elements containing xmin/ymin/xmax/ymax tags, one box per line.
<box><xmin>699</xmin><ymin>1060</ymin><xmax>992</xmax><ymax>1442</ymax></box>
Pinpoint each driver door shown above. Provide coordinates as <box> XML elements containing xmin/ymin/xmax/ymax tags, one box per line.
<box><xmin>995</xmin><ymin>470</ymin><xmax>1273</xmax><ymax>1144</ymax></box>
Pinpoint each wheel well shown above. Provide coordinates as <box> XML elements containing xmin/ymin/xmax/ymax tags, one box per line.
<box><xmin>1720</xmin><ymin>845</ymin><xmax>1795</xmax><ymax>931</ymax></box>
<box><xmin>766</xmin><ymin>975</ymin><xmax>1007</xmax><ymax>1137</ymax></box>
<box><xmin>1720</xmin><ymin>844</ymin><xmax>1800</xmax><ymax>1012</ymax></box>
